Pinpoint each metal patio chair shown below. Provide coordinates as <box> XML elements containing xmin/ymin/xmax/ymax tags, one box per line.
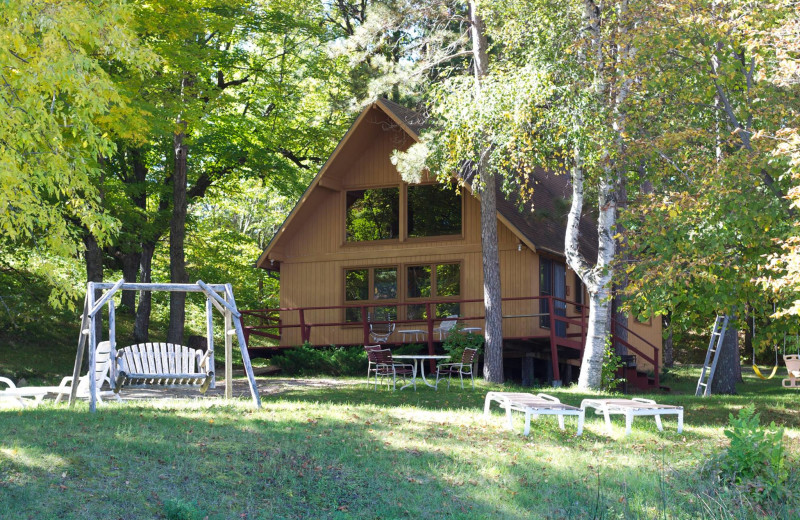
<box><xmin>435</xmin><ymin>347</ymin><xmax>478</xmax><ymax>390</ymax></box>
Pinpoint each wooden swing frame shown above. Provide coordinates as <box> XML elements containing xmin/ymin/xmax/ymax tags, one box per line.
<box><xmin>69</xmin><ymin>279</ymin><xmax>262</xmax><ymax>412</ymax></box>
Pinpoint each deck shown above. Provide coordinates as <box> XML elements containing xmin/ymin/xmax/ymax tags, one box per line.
<box><xmin>240</xmin><ymin>295</ymin><xmax>660</xmax><ymax>387</ymax></box>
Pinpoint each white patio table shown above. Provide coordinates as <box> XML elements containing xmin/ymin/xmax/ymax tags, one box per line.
<box><xmin>392</xmin><ymin>354</ymin><xmax>450</xmax><ymax>390</ymax></box>
<box><xmin>397</xmin><ymin>329</ymin><xmax>427</xmax><ymax>342</ymax></box>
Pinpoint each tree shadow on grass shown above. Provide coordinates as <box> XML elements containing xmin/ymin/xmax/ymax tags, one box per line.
<box><xmin>2</xmin><ymin>392</ymin><xmax>799</xmax><ymax>519</ymax></box>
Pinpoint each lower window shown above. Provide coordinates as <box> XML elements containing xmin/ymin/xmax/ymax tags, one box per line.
<box><xmin>344</xmin><ymin>267</ymin><xmax>397</xmax><ymax>322</ymax></box>
<box><xmin>406</xmin><ymin>262</ymin><xmax>461</xmax><ymax>320</ymax></box>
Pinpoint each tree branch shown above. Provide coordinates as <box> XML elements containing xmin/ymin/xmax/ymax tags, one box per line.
<box><xmin>216</xmin><ymin>71</ymin><xmax>250</xmax><ymax>90</ymax></box>
<box><xmin>8</xmin><ymin>49</ymin><xmax>29</xmax><ymax>63</ymax></box>
<box><xmin>278</xmin><ymin>148</ymin><xmax>321</xmax><ymax>169</ymax></box>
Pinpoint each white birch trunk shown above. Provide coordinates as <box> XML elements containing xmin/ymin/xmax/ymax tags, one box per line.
<box><xmin>565</xmin><ymin>149</ymin><xmax>617</xmax><ymax>389</ymax></box>
<box><xmin>566</xmin><ymin>0</ymin><xmax>623</xmax><ymax>389</ymax></box>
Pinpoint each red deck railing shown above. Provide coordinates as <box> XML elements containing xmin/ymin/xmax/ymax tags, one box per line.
<box><xmin>241</xmin><ymin>295</ymin><xmax>660</xmax><ymax>384</ymax></box>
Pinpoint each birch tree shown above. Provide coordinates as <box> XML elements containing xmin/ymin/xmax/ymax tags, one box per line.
<box><xmin>486</xmin><ymin>0</ymin><xmax>641</xmax><ymax>388</ymax></box>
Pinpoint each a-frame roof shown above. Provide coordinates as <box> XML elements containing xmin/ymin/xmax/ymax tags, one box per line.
<box><xmin>256</xmin><ymin>99</ymin><xmax>597</xmax><ymax>270</ymax></box>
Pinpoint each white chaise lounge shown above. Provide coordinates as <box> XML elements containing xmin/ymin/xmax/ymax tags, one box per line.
<box><xmin>0</xmin><ymin>377</ymin><xmax>49</xmax><ymax>408</ymax></box>
<box><xmin>484</xmin><ymin>392</ymin><xmax>585</xmax><ymax>436</ymax></box>
<box><xmin>580</xmin><ymin>398</ymin><xmax>683</xmax><ymax>436</ymax></box>
<box><xmin>0</xmin><ymin>340</ymin><xmax>120</xmax><ymax>407</ymax></box>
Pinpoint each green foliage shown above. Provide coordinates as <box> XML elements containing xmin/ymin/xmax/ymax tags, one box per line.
<box><xmin>393</xmin><ymin>343</ymin><xmax>426</xmax><ymax>355</ymax></box>
<box><xmin>0</xmin><ymin>0</ymin><xmax>155</xmax><ymax>302</ymax></box>
<box><xmin>271</xmin><ymin>343</ymin><xmax>366</xmax><ymax>376</ymax></box>
<box><xmin>601</xmin><ymin>340</ymin><xmax>625</xmax><ymax>391</ymax></box>
<box><xmin>442</xmin><ymin>327</ymin><xmax>484</xmax><ymax>363</ymax></box>
<box><xmin>162</xmin><ymin>498</ymin><xmax>212</xmax><ymax>520</ymax></box>
<box><xmin>715</xmin><ymin>405</ymin><xmax>788</xmax><ymax>497</ymax></box>
<box><xmin>613</xmin><ymin>1</ymin><xmax>799</xmax><ymax>354</ymax></box>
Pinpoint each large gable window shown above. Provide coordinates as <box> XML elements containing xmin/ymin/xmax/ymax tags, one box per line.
<box><xmin>407</xmin><ymin>184</ymin><xmax>462</xmax><ymax>237</ymax></box>
<box><xmin>344</xmin><ymin>267</ymin><xmax>397</xmax><ymax>322</ymax></box>
<box><xmin>346</xmin><ymin>188</ymin><xmax>399</xmax><ymax>242</ymax></box>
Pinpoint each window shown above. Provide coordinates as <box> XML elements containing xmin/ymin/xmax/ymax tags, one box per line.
<box><xmin>346</xmin><ymin>188</ymin><xmax>399</xmax><ymax>242</ymax></box>
<box><xmin>574</xmin><ymin>273</ymin><xmax>584</xmax><ymax>314</ymax></box>
<box><xmin>539</xmin><ymin>257</ymin><xmax>567</xmax><ymax>337</ymax></box>
<box><xmin>344</xmin><ymin>267</ymin><xmax>397</xmax><ymax>322</ymax></box>
<box><xmin>407</xmin><ymin>184</ymin><xmax>462</xmax><ymax>237</ymax></box>
<box><xmin>406</xmin><ymin>262</ymin><xmax>461</xmax><ymax>320</ymax></box>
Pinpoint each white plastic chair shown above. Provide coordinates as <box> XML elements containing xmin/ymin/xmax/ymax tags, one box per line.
<box><xmin>49</xmin><ymin>341</ymin><xmax>121</xmax><ymax>403</ymax></box>
<box><xmin>433</xmin><ymin>315</ymin><xmax>459</xmax><ymax>340</ymax></box>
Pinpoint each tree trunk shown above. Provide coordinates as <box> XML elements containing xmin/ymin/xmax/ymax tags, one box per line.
<box><xmin>468</xmin><ymin>0</ymin><xmax>503</xmax><ymax>383</ymax></box>
<box><xmin>612</xmin><ymin>177</ymin><xmax>629</xmax><ymax>355</ymax></box>
<box><xmin>567</xmin><ymin>150</ymin><xmax>617</xmax><ymax>389</ymax></box>
<box><xmin>120</xmin><ymin>252</ymin><xmax>140</xmax><ymax>313</ymax></box>
<box><xmin>663</xmin><ymin>311</ymin><xmax>674</xmax><ymax>367</ymax></box>
<box><xmin>569</xmin><ymin>0</ymin><xmax>630</xmax><ymax>389</ymax></box>
<box><xmin>480</xmin><ymin>170</ymin><xmax>503</xmax><ymax>383</ymax></box>
<box><xmin>83</xmin><ymin>232</ymin><xmax>104</xmax><ymax>344</ymax></box>
<box><xmin>579</xmin><ymin>282</ymin><xmax>614</xmax><ymax>388</ymax></box>
<box><xmin>168</xmin><ymin>129</ymin><xmax>189</xmax><ymax>344</ymax></box>
<box><xmin>133</xmin><ymin>241</ymin><xmax>156</xmax><ymax>344</ymax></box>
<box><xmin>711</xmin><ymin>315</ymin><xmax>740</xmax><ymax>394</ymax></box>
<box><xmin>120</xmin><ymin>148</ymin><xmax>149</xmax><ymax>314</ymax></box>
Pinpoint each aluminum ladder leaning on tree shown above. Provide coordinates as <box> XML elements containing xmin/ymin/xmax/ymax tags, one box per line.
<box><xmin>695</xmin><ymin>315</ymin><xmax>729</xmax><ymax>397</ymax></box>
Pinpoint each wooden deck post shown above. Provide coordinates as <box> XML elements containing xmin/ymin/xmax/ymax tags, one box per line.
<box><xmin>426</xmin><ymin>302</ymin><xmax>435</xmax><ymax>372</ymax></box>
<box><xmin>362</xmin><ymin>306</ymin><xmax>369</xmax><ymax>345</ymax></box>
<box><xmin>521</xmin><ymin>355</ymin><xmax>534</xmax><ymax>387</ymax></box>
<box><xmin>299</xmin><ymin>309</ymin><xmax>308</xmax><ymax>343</ymax></box>
<box><xmin>548</xmin><ymin>296</ymin><xmax>561</xmax><ymax>386</ymax></box>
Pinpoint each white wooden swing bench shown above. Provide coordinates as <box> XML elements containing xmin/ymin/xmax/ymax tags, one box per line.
<box><xmin>71</xmin><ymin>279</ymin><xmax>261</xmax><ymax>412</ymax></box>
<box><xmin>113</xmin><ymin>343</ymin><xmax>214</xmax><ymax>393</ymax></box>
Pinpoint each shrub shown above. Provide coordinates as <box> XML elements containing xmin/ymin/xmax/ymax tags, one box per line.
<box><xmin>442</xmin><ymin>326</ymin><xmax>484</xmax><ymax>362</ymax></box>
<box><xmin>162</xmin><ymin>498</ymin><xmax>209</xmax><ymax>520</ymax></box>
<box><xmin>271</xmin><ymin>343</ymin><xmax>366</xmax><ymax>376</ymax></box>
<box><xmin>393</xmin><ymin>343</ymin><xmax>426</xmax><ymax>355</ymax></box>
<box><xmin>721</xmin><ymin>406</ymin><xmax>787</xmax><ymax>485</ymax></box>
<box><xmin>707</xmin><ymin>405</ymin><xmax>789</xmax><ymax>501</ymax></box>
<box><xmin>601</xmin><ymin>339</ymin><xmax>625</xmax><ymax>391</ymax></box>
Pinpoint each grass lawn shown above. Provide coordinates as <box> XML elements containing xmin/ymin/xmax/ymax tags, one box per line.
<box><xmin>1</xmin><ymin>367</ymin><xmax>799</xmax><ymax>519</ymax></box>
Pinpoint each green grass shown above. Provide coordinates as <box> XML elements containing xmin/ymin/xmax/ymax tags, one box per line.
<box><xmin>1</xmin><ymin>367</ymin><xmax>799</xmax><ymax>519</ymax></box>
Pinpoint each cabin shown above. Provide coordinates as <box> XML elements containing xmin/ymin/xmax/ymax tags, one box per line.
<box><xmin>248</xmin><ymin>99</ymin><xmax>662</xmax><ymax>387</ymax></box>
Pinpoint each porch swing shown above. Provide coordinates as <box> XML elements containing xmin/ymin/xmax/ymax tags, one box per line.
<box><xmin>69</xmin><ymin>279</ymin><xmax>262</xmax><ymax>412</ymax></box>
